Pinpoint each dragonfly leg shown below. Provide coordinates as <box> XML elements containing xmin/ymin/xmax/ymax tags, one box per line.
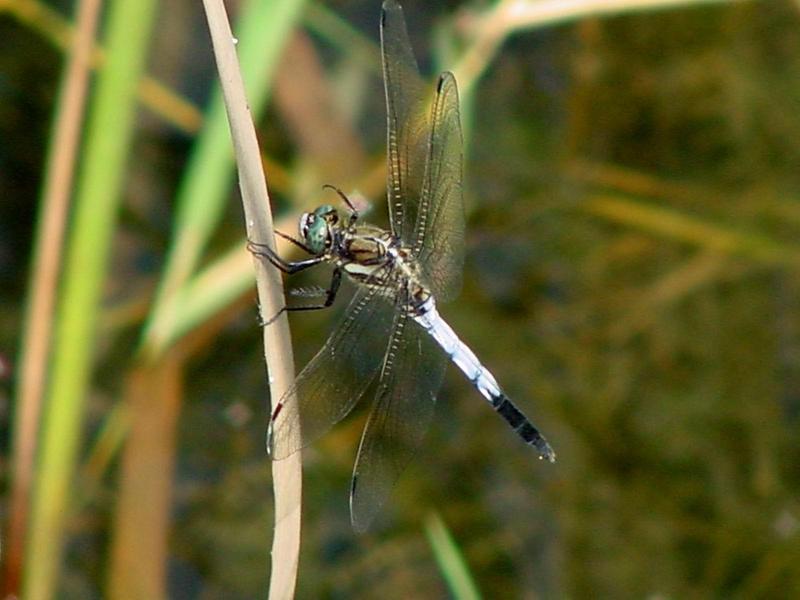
<box><xmin>250</xmin><ymin>229</ymin><xmax>314</xmax><ymax>254</ymax></box>
<box><xmin>260</xmin><ymin>268</ymin><xmax>343</xmax><ymax>326</ymax></box>
<box><xmin>247</xmin><ymin>239</ymin><xmax>325</xmax><ymax>274</ymax></box>
<box><xmin>323</xmin><ymin>184</ymin><xmax>360</xmax><ymax>226</ymax></box>
<box><xmin>274</xmin><ymin>229</ymin><xmax>316</xmax><ymax>253</ymax></box>
<box><xmin>286</xmin><ymin>267</ymin><xmax>343</xmax><ymax>312</ymax></box>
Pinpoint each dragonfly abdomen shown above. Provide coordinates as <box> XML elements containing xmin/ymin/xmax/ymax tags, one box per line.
<box><xmin>413</xmin><ymin>298</ymin><xmax>556</xmax><ymax>462</ymax></box>
<box><xmin>493</xmin><ymin>393</ymin><xmax>555</xmax><ymax>462</ymax></box>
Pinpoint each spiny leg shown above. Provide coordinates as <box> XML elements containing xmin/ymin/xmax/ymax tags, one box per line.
<box><xmin>247</xmin><ymin>239</ymin><xmax>325</xmax><ymax>274</ymax></box>
<box><xmin>261</xmin><ymin>270</ymin><xmax>342</xmax><ymax>326</ymax></box>
<box><xmin>249</xmin><ymin>228</ymin><xmax>313</xmax><ymax>255</ymax></box>
<box><xmin>261</xmin><ymin>267</ymin><xmax>344</xmax><ymax>326</ymax></box>
<box><xmin>248</xmin><ymin>237</ymin><xmax>332</xmax><ymax>324</ymax></box>
<box><xmin>274</xmin><ymin>229</ymin><xmax>315</xmax><ymax>253</ymax></box>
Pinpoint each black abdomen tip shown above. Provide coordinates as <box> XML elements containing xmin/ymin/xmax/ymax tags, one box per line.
<box><xmin>518</xmin><ymin>421</ymin><xmax>556</xmax><ymax>462</ymax></box>
<box><xmin>494</xmin><ymin>395</ymin><xmax>556</xmax><ymax>462</ymax></box>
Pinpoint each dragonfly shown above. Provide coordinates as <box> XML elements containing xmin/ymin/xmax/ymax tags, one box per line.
<box><xmin>250</xmin><ymin>0</ymin><xmax>555</xmax><ymax>531</ymax></box>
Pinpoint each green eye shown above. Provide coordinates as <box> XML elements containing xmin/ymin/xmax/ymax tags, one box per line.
<box><xmin>306</xmin><ymin>218</ymin><xmax>328</xmax><ymax>254</ymax></box>
<box><xmin>300</xmin><ymin>205</ymin><xmax>335</xmax><ymax>254</ymax></box>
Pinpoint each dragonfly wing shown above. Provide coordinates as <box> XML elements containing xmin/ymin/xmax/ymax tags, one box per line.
<box><xmin>268</xmin><ymin>281</ymin><xmax>396</xmax><ymax>460</ymax></box>
<box><xmin>349</xmin><ymin>299</ymin><xmax>447</xmax><ymax>531</ymax></box>
<box><xmin>415</xmin><ymin>72</ymin><xmax>465</xmax><ymax>302</ymax></box>
<box><xmin>381</xmin><ymin>0</ymin><xmax>429</xmax><ymax>243</ymax></box>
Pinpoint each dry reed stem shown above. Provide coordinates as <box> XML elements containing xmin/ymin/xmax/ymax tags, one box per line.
<box><xmin>202</xmin><ymin>1</ymin><xmax>301</xmax><ymax>598</ymax></box>
<box><xmin>453</xmin><ymin>0</ymin><xmax>747</xmax><ymax>94</ymax></box>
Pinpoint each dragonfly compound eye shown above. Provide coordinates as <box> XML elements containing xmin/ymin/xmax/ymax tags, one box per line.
<box><xmin>301</xmin><ymin>209</ymin><xmax>333</xmax><ymax>255</ymax></box>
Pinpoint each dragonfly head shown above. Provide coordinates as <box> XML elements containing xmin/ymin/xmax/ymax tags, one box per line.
<box><xmin>299</xmin><ymin>204</ymin><xmax>339</xmax><ymax>254</ymax></box>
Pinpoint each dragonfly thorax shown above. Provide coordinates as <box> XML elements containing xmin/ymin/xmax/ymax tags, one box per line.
<box><xmin>341</xmin><ymin>228</ymin><xmax>433</xmax><ymax>312</ymax></box>
<box><xmin>339</xmin><ymin>225</ymin><xmax>395</xmax><ymax>276</ymax></box>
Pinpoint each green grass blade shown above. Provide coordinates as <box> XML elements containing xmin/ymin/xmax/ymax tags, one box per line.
<box><xmin>23</xmin><ymin>0</ymin><xmax>159</xmax><ymax>597</ymax></box>
<box><xmin>425</xmin><ymin>512</ymin><xmax>483</xmax><ymax>600</ymax></box>
<box><xmin>142</xmin><ymin>0</ymin><xmax>307</xmax><ymax>358</ymax></box>
<box><xmin>584</xmin><ymin>194</ymin><xmax>800</xmax><ymax>266</ymax></box>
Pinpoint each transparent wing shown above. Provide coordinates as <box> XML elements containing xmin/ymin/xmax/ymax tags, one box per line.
<box><xmin>382</xmin><ymin>2</ymin><xmax>465</xmax><ymax>301</ymax></box>
<box><xmin>349</xmin><ymin>299</ymin><xmax>447</xmax><ymax>532</ymax></box>
<box><xmin>415</xmin><ymin>72</ymin><xmax>465</xmax><ymax>302</ymax></box>
<box><xmin>268</xmin><ymin>280</ymin><xmax>396</xmax><ymax>460</ymax></box>
<box><xmin>381</xmin><ymin>0</ymin><xmax>429</xmax><ymax>244</ymax></box>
